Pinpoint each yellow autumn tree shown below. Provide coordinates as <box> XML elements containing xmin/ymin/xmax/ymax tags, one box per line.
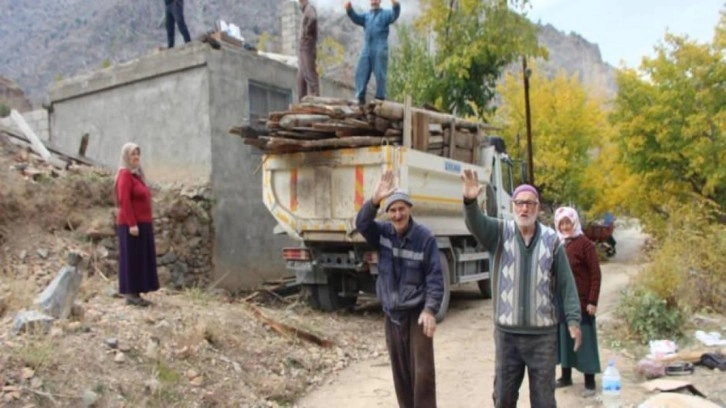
<box><xmin>493</xmin><ymin>63</ymin><xmax>611</xmax><ymax>210</ymax></box>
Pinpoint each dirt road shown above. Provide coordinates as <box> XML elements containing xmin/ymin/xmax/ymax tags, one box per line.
<box><xmin>296</xmin><ymin>224</ymin><xmax>647</xmax><ymax>407</ymax></box>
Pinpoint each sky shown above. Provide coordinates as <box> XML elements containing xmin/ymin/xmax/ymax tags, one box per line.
<box><xmin>309</xmin><ymin>0</ymin><xmax>723</xmax><ymax>68</ymax></box>
<box><xmin>513</xmin><ymin>0</ymin><xmax>723</xmax><ymax>68</ymax></box>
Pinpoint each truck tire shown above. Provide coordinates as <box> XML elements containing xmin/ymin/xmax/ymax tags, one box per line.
<box><xmin>308</xmin><ymin>273</ymin><xmax>357</xmax><ymax>312</ymax></box>
<box><xmin>477</xmin><ymin>278</ymin><xmax>492</xmax><ymax>299</ymax></box>
<box><xmin>435</xmin><ymin>251</ymin><xmax>451</xmax><ymax>323</ymax></box>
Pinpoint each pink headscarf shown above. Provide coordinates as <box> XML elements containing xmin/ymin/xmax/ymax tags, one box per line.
<box><xmin>554</xmin><ymin>206</ymin><xmax>583</xmax><ymax>243</ymax></box>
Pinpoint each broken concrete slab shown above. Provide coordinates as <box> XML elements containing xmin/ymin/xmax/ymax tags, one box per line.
<box><xmin>638</xmin><ymin>393</ymin><xmax>722</xmax><ymax>408</ymax></box>
<box><xmin>35</xmin><ymin>252</ymin><xmax>84</xmax><ymax>319</ymax></box>
<box><xmin>13</xmin><ymin>310</ymin><xmax>55</xmax><ymax>334</ymax></box>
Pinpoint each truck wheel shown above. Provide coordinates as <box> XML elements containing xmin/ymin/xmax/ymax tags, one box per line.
<box><xmin>477</xmin><ymin>278</ymin><xmax>492</xmax><ymax>299</ymax></box>
<box><xmin>435</xmin><ymin>251</ymin><xmax>451</xmax><ymax>323</ymax></box>
<box><xmin>308</xmin><ymin>273</ymin><xmax>357</xmax><ymax>312</ymax></box>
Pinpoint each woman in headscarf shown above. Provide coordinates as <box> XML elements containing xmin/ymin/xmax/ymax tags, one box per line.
<box><xmin>115</xmin><ymin>143</ymin><xmax>159</xmax><ymax>306</ymax></box>
<box><xmin>554</xmin><ymin>206</ymin><xmax>602</xmax><ymax>396</ymax></box>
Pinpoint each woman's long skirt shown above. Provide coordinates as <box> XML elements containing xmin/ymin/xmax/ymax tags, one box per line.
<box><xmin>558</xmin><ymin>316</ymin><xmax>602</xmax><ymax>374</ymax></box>
<box><xmin>117</xmin><ymin>222</ymin><xmax>160</xmax><ymax>294</ymax></box>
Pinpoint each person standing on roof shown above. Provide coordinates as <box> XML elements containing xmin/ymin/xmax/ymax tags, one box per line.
<box><xmin>344</xmin><ymin>0</ymin><xmax>401</xmax><ymax>105</ymax></box>
<box><xmin>297</xmin><ymin>0</ymin><xmax>320</xmax><ymax>101</ymax></box>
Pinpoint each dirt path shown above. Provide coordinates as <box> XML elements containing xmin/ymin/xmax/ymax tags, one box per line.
<box><xmin>296</xmin><ymin>224</ymin><xmax>647</xmax><ymax>407</ymax></box>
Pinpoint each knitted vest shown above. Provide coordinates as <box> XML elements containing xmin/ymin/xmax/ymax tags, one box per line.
<box><xmin>491</xmin><ymin>221</ymin><xmax>560</xmax><ymax>329</ymax></box>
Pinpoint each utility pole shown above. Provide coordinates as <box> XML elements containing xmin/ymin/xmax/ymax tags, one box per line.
<box><xmin>522</xmin><ymin>56</ymin><xmax>534</xmax><ymax>186</ymax></box>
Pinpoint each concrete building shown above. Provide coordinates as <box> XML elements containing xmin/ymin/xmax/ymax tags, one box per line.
<box><xmin>47</xmin><ymin>42</ymin><xmax>354</xmax><ymax>289</ymax></box>
<box><xmin>280</xmin><ymin>1</ymin><xmax>301</xmax><ymax>56</ymax></box>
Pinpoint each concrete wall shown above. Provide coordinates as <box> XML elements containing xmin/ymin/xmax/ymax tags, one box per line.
<box><xmin>206</xmin><ymin>45</ymin><xmax>352</xmax><ymax>288</ymax></box>
<box><xmin>48</xmin><ymin>42</ymin><xmax>356</xmax><ymax>290</ymax></box>
<box><xmin>49</xmin><ymin>46</ymin><xmax>212</xmax><ymax>183</ymax></box>
<box><xmin>280</xmin><ymin>1</ymin><xmax>300</xmax><ymax>56</ymax></box>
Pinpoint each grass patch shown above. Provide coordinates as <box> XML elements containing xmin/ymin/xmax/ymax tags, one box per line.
<box><xmin>154</xmin><ymin>361</ymin><xmax>181</xmax><ymax>384</ymax></box>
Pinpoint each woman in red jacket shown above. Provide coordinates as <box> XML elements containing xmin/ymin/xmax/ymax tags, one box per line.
<box><xmin>554</xmin><ymin>206</ymin><xmax>602</xmax><ymax>396</ymax></box>
<box><xmin>115</xmin><ymin>143</ymin><xmax>159</xmax><ymax>306</ymax></box>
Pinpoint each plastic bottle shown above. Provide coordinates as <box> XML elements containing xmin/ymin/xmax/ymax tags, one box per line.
<box><xmin>601</xmin><ymin>358</ymin><xmax>621</xmax><ymax>408</ymax></box>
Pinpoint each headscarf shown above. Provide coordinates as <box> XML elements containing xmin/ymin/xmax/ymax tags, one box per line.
<box><xmin>114</xmin><ymin>143</ymin><xmax>145</xmax><ymax>205</ymax></box>
<box><xmin>554</xmin><ymin>206</ymin><xmax>583</xmax><ymax>243</ymax></box>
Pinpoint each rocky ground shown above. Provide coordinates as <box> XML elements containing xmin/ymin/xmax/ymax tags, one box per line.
<box><xmin>0</xmin><ymin>133</ymin><xmax>388</xmax><ymax>407</ymax></box>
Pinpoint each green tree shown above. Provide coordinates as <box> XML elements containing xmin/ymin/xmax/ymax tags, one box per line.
<box><xmin>317</xmin><ymin>36</ymin><xmax>345</xmax><ymax>76</ymax></box>
<box><xmin>0</xmin><ymin>103</ymin><xmax>10</xmax><ymax>118</ymax></box>
<box><xmin>609</xmin><ymin>13</ymin><xmax>726</xmax><ymax>229</ymax></box>
<box><xmin>389</xmin><ymin>0</ymin><xmax>543</xmax><ymax>119</ymax></box>
<box><xmin>494</xmin><ymin>63</ymin><xmax>610</xmax><ymax>208</ymax></box>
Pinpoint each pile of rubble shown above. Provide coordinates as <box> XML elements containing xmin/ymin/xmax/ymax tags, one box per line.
<box><xmin>230</xmin><ymin>96</ymin><xmax>498</xmax><ymax>164</ymax></box>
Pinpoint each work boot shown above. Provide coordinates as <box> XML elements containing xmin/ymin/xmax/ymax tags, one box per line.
<box><xmin>556</xmin><ymin>367</ymin><xmax>573</xmax><ymax>388</ymax></box>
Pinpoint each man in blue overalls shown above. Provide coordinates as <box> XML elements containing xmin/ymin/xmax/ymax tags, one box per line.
<box><xmin>345</xmin><ymin>0</ymin><xmax>401</xmax><ymax>105</ymax></box>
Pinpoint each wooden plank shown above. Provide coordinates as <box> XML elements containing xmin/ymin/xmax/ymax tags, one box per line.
<box><xmin>403</xmin><ymin>95</ymin><xmax>412</xmax><ymax>148</ymax></box>
<box><xmin>446</xmin><ymin>120</ymin><xmax>455</xmax><ymax>159</ymax></box>
<box><xmin>473</xmin><ymin>126</ymin><xmax>482</xmax><ymax>165</ymax></box>
<box><xmin>429</xmin><ymin>123</ymin><xmax>443</xmax><ymax>134</ymax></box>
<box><xmin>342</xmin><ymin>118</ymin><xmax>375</xmax><ymax>129</ymax></box>
<box><xmin>312</xmin><ymin>121</ymin><xmax>368</xmax><ymax>133</ymax></box>
<box><xmin>1</xmin><ymin>125</ymin><xmax>102</xmax><ymax>167</ymax></box>
<box><xmin>412</xmin><ymin>111</ymin><xmax>429</xmax><ymax>151</ymax></box>
<box><xmin>452</xmin><ymin>146</ymin><xmax>473</xmax><ymax>163</ymax></box>
<box><xmin>429</xmin><ymin>135</ymin><xmax>444</xmax><ymax>145</ymax></box>
<box><xmin>10</xmin><ymin>110</ymin><xmax>51</xmax><ymax>162</ymax></box>
<box><xmin>452</xmin><ymin>130</ymin><xmax>475</xmax><ymax>149</ymax></box>
<box><xmin>384</xmin><ymin>128</ymin><xmax>402</xmax><ymax>137</ymax></box>
<box><xmin>279</xmin><ymin>114</ymin><xmax>331</xmax><ymax>129</ymax></box>
<box><xmin>373</xmin><ymin>100</ymin><xmax>482</xmax><ymax>130</ymax></box>
<box><xmin>229</xmin><ymin>125</ymin><xmax>269</xmax><ymax>139</ymax></box>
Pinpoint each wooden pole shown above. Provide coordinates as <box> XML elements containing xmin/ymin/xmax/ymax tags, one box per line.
<box><xmin>522</xmin><ymin>57</ymin><xmax>534</xmax><ymax>186</ymax></box>
<box><xmin>403</xmin><ymin>95</ymin><xmax>412</xmax><ymax>148</ymax></box>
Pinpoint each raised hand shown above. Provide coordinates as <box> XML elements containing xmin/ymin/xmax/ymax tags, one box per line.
<box><xmin>460</xmin><ymin>169</ymin><xmax>484</xmax><ymax>200</ymax></box>
<box><xmin>372</xmin><ymin>170</ymin><xmax>396</xmax><ymax>205</ymax></box>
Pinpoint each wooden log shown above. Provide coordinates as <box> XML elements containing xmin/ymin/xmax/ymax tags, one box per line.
<box><xmin>412</xmin><ymin>111</ymin><xmax>429</xmax><ymax>151</ymax></box>
<box><xmin>279</xmin><ymin>114</ymin><xmax>331</xmax><ymax>129</ymax></box>
<box><xmin>373</xmin><ymin>117</ymin><xmax>391</xmax><ymax>133</ymax></box>
<box><xmin>403</xmin><ymin>95</ymin><xmax>412</xmax><ymax>148</ymax></box>
<box><xmin>244</xmin><ymin>302</ymin><xmax>333</xmax><ymax>348</ymax></box>
<box><xmin>277</xmin><ymin>130</ymin><xmax>332</xmax><ymax>140</ymax></box>
<box><xmin>384</xmin><ymin>128</ymin><xmax>402</xmax><ymax>137</ymax></box>
<box><xmin>305</xmin><ymin>136</ymin><xmax>400</xmax><ymax>148</ymax></box>
<box><xmin>290</xmin><ymin>103</ymin><xmax>359</xmax><ymax>119</ymax></box>
<box><xmin>429</xmin><ymin>123</ymin><xmax>443</xmax><ymax>134</ymax></box>
<box><xmin>452</xmin><ymin>130</ymin><xmax>475</xmax><ymax>149</ymax></box>
<box><xmin>268</xmin><ymin>111</ymin><xmax>288</xmax><ymax>122</ymax></box>
<box><xmin>300</xmin><ymin>95</ymin><xmax>359</xmax><ymax>106</ymax></box>
<box><xmin>229</xmin><ymin>125</ymin><xmax>269</xmax><ymax>139</ymax></box>
<box><xmin>446</xmin><ymin>120</ymin><xmax>456</xmax><ymax>159</ymax></box>
<box><xmin>373</xmin><ymin>100</ymin><xmax>481</xmax><ymax>130</ymax></box>
<box><xmin>429</xmin><ymin>135</ymin><xmax>444</xmax><ymax>145</ymax></box>
<box><xmin>312</xmin><ymin>121</ymin><xmax>378</xmax><ymax>134</ymax></box>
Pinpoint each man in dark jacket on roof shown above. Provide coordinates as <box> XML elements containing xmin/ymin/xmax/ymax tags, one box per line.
<box><xmin>355</xmin><ymin>170</ymin><xmax>443</xmax><ymax>408</ymax></box>
<box><xmin>164</xmin><ymin>0</ymin><xmax>191</xmax><ymax>48</ymax></box>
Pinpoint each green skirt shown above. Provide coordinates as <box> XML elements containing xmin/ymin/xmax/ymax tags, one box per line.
<box><xmin>558</xmin><ymin>318</ymin><xmax>602</xmax><ymax>374</ymax></box>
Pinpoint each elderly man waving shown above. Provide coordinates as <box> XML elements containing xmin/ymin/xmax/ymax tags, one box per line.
<box><xmin>461</xmin><ymin>170</ymin><xmax>582</xmax><ymax>408</ymax></box>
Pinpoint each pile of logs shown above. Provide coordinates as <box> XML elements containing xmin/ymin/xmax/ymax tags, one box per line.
<box><xmin>229</xmin><ymin>96</ymin><xmax>498</xmax><ymax>164</ymax></box>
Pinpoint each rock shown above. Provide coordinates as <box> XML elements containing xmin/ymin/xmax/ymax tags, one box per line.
<box><xmin>70</xmin><ymin>303</ymin><xmax>85</xmax><ymax>320</ymax></box>
<box><xmin>35</xmin><ymin>252</ymin><xmax>84</xmax><ymax>319</ymax></box>
<box><xmin>65</xmin><ymin>213</ymin><xmax>84</xmax><ymax>231</ymax></box>
<box><xmin>155</xmin><ymin>239</ymin><xmax>170</xmax><ymax>256</ymax></box>
<box><xmin>67</xmin><ymin>321</ymin><xmax>82</xmax><ymax>331</ymax></box>
<box><xmin>30</xmin><ymin>377</ymin><xmax>43</xmax><ymax>389</ymax></box>
<box><xmin>18</xmin><ymin>250</ymin><xmax>27</xmax><ymax>263</ymax></box>
<box><xmin>104</xmin><ymin>338</ymin><xmax>119</xmax><ymax>349</ymax></box>
<box><xmin>157</xmin><ymin>266</ymin><xmax>171</xmax><ymax>286</ymax></box>
<box><xmin>145</xmin><ymin>336</ymin><xmax>160</xmax><ymax>360</ymax></box>
<box><xmin>190</xmin><ymin>376</ymin><xmax>204</xmax><ymax>387</ymax></box>
<box><xmin>118</xmin><ymin>343</ymin><xmax>132</xmax><ymax>352</ymax></box>
<box><xmin>36</xmin><ymin>248</ymin><xmax>49</xmax><ymax>259</ymax></box>
<box><xmin>144</xmin><ymin>378</ymin><xmax>160</xmax><ymax>395</ymax></box>
<box><xmin>0</xmin><ymin>296</ymin><xmax>6</xmax><ymax>318</ymax></box>
<box><xmin>95</xmin><ymin>246</ymin><xmax>109</xmax><ymax>259</ymax></box>
<box><xmin>114</xmin><ymin>351</ymin><xmax>125</xmax><ymax>363</ymax></box>
<box><xmin>185</xmin><ymin>369</ymin><xmax>199</xmax><ymax>380</ymax></box>
<box><xmin>21</xmin><ymin>367</ymin><xmax>35</xmax><ymax>379</ymax></box>
<box><xmin>183</xmin><ymin>217</ymin><xmax>200</xmax><ymax>236</ymax></box>
<box><xmin>157</xmin><ymin>251</ymin><xmax>178</xmax><ymax>266</ymax></box>
<box><xmin>105</xmin><ymin>286</ymin><xmax>122</xmax><ymax>298</ymax></box>
<box><xmin>13</xmin><ymin>310</ymin><xmax>54</xmax><ymax>334</ymax></box>
<box><xmin>171</xmin><ymin>262</ymin><xmax>189</xmax><ymax>288</ymax></box>
<box><xmin>82</xmin><ymin>389</ymin><xmax>99</xmax><ymax>407</ymax></box>
<box><xmin>232</xmin><ymin>361</ymin><xmax>242</xmax><ymax>373</ymax></box>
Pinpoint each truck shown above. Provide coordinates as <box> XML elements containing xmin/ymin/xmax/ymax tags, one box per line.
<box><xmin>262</xmin><ymin>137</ymin><xmax>514</xmax><ymax>321</ymax></box>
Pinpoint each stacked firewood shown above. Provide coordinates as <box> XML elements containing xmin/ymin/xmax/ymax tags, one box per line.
<box><xmin>229</xmin><ymin>96</ymin><xmax>498</xmax><ymax>164</ymax></box>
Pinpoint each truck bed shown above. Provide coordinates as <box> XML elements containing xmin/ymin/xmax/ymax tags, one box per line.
<box><xmin>262</xmin><ymin>145</ymin><xmax>494</xmax><ymax>242</ymax></box>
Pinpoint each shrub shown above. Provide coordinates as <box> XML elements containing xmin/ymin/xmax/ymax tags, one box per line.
<box><xmin>618</xmin><ymin>286</ymin><xmax>686</xmax><ymax>344</ymax></box>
